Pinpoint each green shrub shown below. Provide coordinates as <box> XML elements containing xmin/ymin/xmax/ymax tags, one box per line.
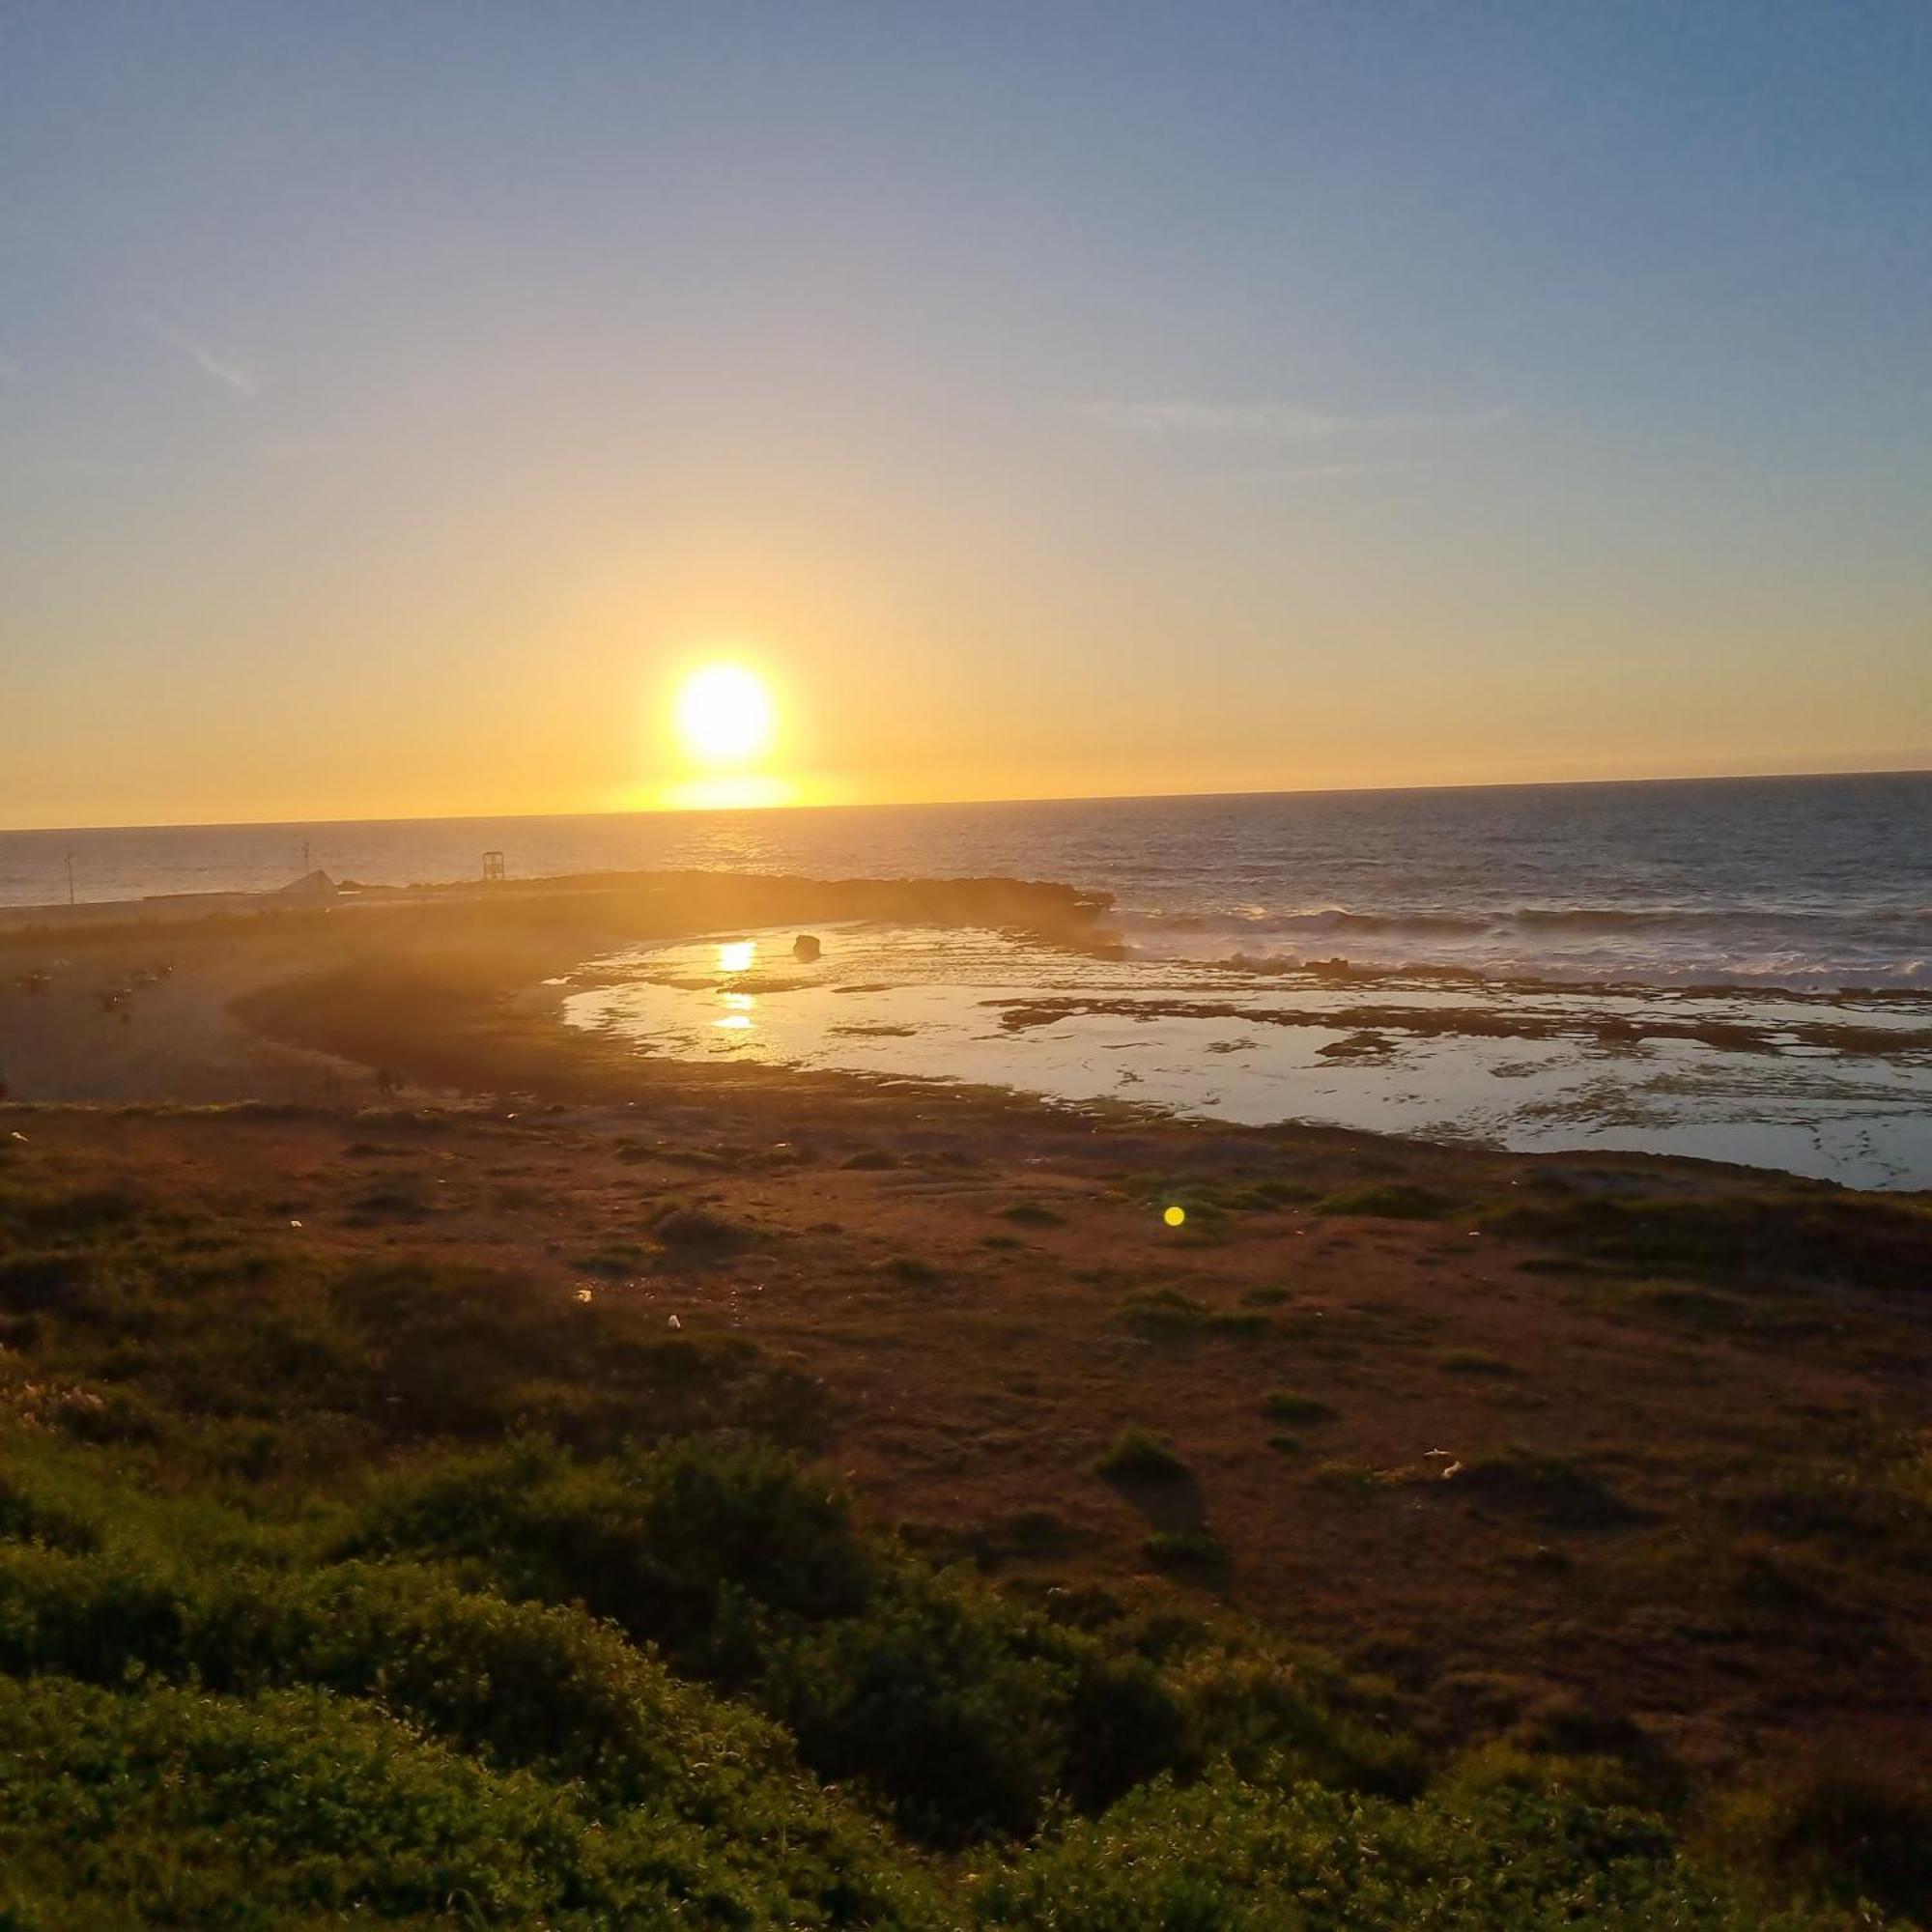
<box><xmin>350</xmin><ymin>1180</ymin><xmax>428</xmax><ymax>1218</ymax></box>
<box><xmin>1485</xmin><ymin>1187</ymin><xmax>1932</xmax><ymax>1293</ymax></box>
<box><xmin>573</xmin><ymin>1240</ymin><xmax>651</xmax><ymax>1276</ymax></box>
<box><xmin>974</xmin><ymin>1772</ymin><xmax>1836</xmax><ymax>1929</ymax></box>
<box><xmin>1120</xmin><ymin>1286</ymin><xmax>1269</xmax><ymax>1338</ymax></box>
<box><xmin>1119</xmin><ymin>1286</ymin><xmax>1213</xmax><ymax>1336</ymax></box>
<box><xmin>0</xmin><ymin>1469</ymin><xmax>100</xmax><ymax>1552</ymax></box>
<box><xmin>344</xmin><ymin>1438</ymin><xmax>1196</xmax><ymax>1849</ymax></box>
<box><xmin>1437</xmin><ymin>1348</ymin><xmax>1515</xmax><ymax>1377</ymax></box>
<box><xmin>1143</xmin><ymin>1529</ymin><xmax>1227</xmax><ymax>1577</ymax></box>
<box><xmin>1454</xmin><ymin>1448</ymin><xmax>1641</xmax><ymax>1530</ymax></box>
<box><xmin>343</xmin><ymin>1437</ymin><xmax>877</xmax><ymax>1672</ymax></box>
<box><xmin>1205</xmin><ymin>1308</ymin><xmax>1271</xmax><ymax>1338</ymax></box>
<box><xmin>1263</xmin><ymin>1390</ymin><xmax>1337</xmax><ymax>1425</ymax></box>
<box><xmin>0</xmin><ymin>1671</ymin><xmax>931</xmax><ymax>1928</ymax></box>
<box><xmin>1316</xmin><ymin>1183</ymin><xmax>1450</xmax><ymax>1220</ymax></box>
<box><xmin>1097</xmin><ymin>1428</ymin><xmax>1190</xmax><ymax>1483</ymax></box>
<box><xmin>0</xmin><ymin>1181</ymin><xmax>155</xmax><ymax>1242</ymax></box>
<box><xmin>653</xmin><ymin>1205</ymin><xmax>748</xmax><ymax>1250</ymax></box>
<box><xmin>1719</xmin><ymin>1762</ymin><xmax>1932</xmax><ymax>1920</ymax></box>
<box><xmin>1174</xmin><ymin>1653</ymin><xmax>1424</xmax><ymax>1798</ymax></box>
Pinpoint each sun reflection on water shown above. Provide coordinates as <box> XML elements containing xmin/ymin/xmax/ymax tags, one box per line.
<box><xmin>714</xmin><ymin>979</ymin><xmax>755</xmax><ymax>1033</ymax></box>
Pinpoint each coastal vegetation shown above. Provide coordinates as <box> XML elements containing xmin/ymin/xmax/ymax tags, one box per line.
<box><xmin>0</xmin><ymin>1101</ymin><xmax>1927</xmax><ymax>1926</ymax></box>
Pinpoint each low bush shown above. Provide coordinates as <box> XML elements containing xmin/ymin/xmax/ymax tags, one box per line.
<box><xmin>1097</xmin><ymin>1428</ymin><xmax>1190</xmax><ymax>1484</ymax></box>
<box><xmin>1718</xmin><ymin>1760</ymin><xmax>1932</xmax><ymax>1920</ymax></box>
<box><xmin>653</xmin><ymin>1204</ymin><xmax>750</xmax><ymax>1250</ymax></box>
<box><xmin>1119</xmin><ymin>1286</ymin><xmax>1214</xmax><ymax>1335</ymax></box>
<box><xmin>573</xmin><ymin>1239</ymin><xmax>652</xmax><ymax>1276</ymax></box>
<box><xmin>1002</xmin><ymin>1202</ymin><xmax>1065</xmax><ymax>1227</ymax></box>
<box><xmin>1485</xmin><ymin>1187</ymin><xmax>1932</xmax><ymax>1294</ymax></box>
<box><xmin>1317</xmin><ymin>1183</ymin><xmax>1450</xmax><ymax>1220</ymax></box>
<box><xmin>1264</xmin><ymin>1390</ymin><xmax>1337</xmax><ymax>1425</ymax></box>
<box><xmin>1143</xmin><ymin>1528</ymin><xmax>1228</xmax><ymax>1578</ymax></box>
<box><xmin>344</xmin><ymin>1437</ymin><xmax>1195</xmax><ymax>1848</ymax></box>
<box><xmin>1437</xmin><ymin>1348</ymin><xmax>1515</xmax><ymax>1377</ymax></box>
<box><xmin>1118</xmin><ymin>1287</ymin><xmax>1267</xmax><ymax>1339</ymax></box>
<box><xmin>0</xmin><ymin>1671</ymin><xmax>928</xmax><ymax>1928</ymax></box>
<box><xmin>972</xmin><ymin>1771</ymin><xmax>1837</xmax><ymax>1930</ymax></box>
<box><xmin>1453</xmin><ymin>1448</ymin><xmax>1642</xmax><ymax>1530</ymax></box>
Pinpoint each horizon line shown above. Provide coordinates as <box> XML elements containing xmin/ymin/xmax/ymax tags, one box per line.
<box><xmin>5</xmin><ymin>758</ymin><xmax>1931</xmax><ymax>839</ymax></box>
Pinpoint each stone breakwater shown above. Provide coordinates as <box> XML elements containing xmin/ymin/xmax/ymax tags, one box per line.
<box><xmin>0</xmin><ymin>868</ymin><xmax>1116</xmax><ymax>952</ymax></box>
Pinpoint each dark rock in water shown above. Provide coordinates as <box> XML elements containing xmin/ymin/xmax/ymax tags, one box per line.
<box><xmin>1318</xmin><ymin>1031</ymin><xmax>1395</xmax><ymax>1060</ymax></box>
<box><xmin>793</xmin><ymin>933</ymin><xmax>822</xmax><ymax>962</ymax></box>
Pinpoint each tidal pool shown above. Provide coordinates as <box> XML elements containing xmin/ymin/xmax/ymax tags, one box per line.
<box><xmin>559</xmin><ymin>923</ymin><xmax>1932</xmax><ymax>1190</ymax></box>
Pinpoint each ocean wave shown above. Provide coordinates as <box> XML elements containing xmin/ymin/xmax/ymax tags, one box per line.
<box><xmin>1112</xmin><ymin>903</ymin><xmax>1932</xmax><ymax>993</ymax></box>
<box><xmin>1119</xmin><ymin>907</ymin><xmax>1493</xmax><ymax>936</ymax></box>
<box><xmin>1205</xmin><ymin>951</ymin><xmax>1932</xmax><ymax>994</ymax></box>
<box><xmin>1122</xmin><ymin>902</ymin><xmax>1918</xmax><ymax>937</ymax></box>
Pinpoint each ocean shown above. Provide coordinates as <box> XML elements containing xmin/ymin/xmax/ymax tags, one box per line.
<box><xmin>7</xmin><ymin>771</ymin><xmax>1931</xmax><ymax>992</ymax></box>
<box><xmin>11</xmin><ymin>775</ymin><xmax>1932</xmax><ymax>1185</ymax></box>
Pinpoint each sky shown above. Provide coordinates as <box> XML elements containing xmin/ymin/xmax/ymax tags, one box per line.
<box><xmin>3</xmin><ymin>0</ymin><xmax>1929</xmax><ymax>829</ymax></box>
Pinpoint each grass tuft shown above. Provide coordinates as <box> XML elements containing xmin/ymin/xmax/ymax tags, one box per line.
<box><xmin>1143</xmin><ymin>1527</ymin><xmax>1227</xmax><ymax>1577</ymax></box>
<box><xmin>1097</xmin><ymin>1428</ymin><xmax>1191</xmax><ymax>1484</ymax></box>
<box><xmin>1001</xmin><ymin>1201</ymin><xmax>1066</xmax><ymax>1227</ymax></box>
<box><xmin>1263</xmin><ymin>1390</ymin><xmax>1337</xmax><ymax>1426</ymax></box>
<box><xmin>1437</xmin><ymin>1348</ymin><xmax>1516</xmax><ymax>1377</ymax></box>
<box><xmin>1316</xmin><ymin>1182</ymin><xmax>1450</xmax><ymax>1220</ymax></box>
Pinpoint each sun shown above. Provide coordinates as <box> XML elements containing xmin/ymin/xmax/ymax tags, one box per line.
<box><xmin>673</xmin><ymin>664</ymin><xmax>777</xmax><ymax>767</ymax></box>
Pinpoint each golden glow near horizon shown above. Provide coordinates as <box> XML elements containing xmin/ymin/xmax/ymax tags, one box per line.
<box><xmin>9</xmin><ymin>13</ymin><xmax>1932</xmax><ymax>836</ymax></box>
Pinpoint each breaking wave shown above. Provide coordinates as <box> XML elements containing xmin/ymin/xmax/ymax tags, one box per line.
<box><xmin>1112</xmin><ymin>906</ymin><xmax>1932</xmax><ymax>992</ymax></box>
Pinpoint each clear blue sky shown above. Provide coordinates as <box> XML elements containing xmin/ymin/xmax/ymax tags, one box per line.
<box><xmin>3</xmin><ymin>1</ymin><xmax>1928</xmax><ymax>826</ymax></box>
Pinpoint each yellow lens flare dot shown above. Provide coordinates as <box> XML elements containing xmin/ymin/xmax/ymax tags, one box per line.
<box><xmin>1162</xmin><ymin>1205</ymin><xmax>1186</xmax><ymax>1228</ymax></box>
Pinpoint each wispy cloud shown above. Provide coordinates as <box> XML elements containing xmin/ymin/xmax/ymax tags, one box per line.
<box><xmin>1230</xmin><ymin>458</ymin><xmax>1429</xmax><ymax>484</ymax></box>
<box><xmin>1078</xmin><ymin>399</ymin><xmax>1508</xmax><ymax>439</ymax></box>
<box><xmin>164</xmin><ymin>330</ymin><xmax>258</xmax><ymax>399</ymax></box>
